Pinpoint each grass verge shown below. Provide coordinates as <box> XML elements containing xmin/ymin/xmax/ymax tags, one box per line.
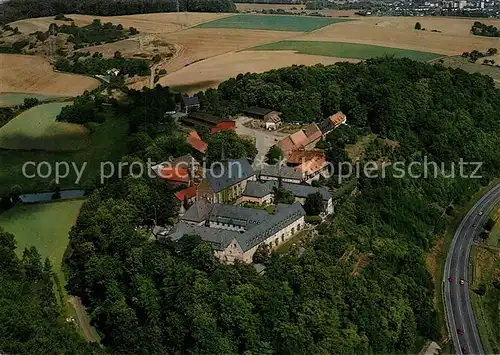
<box><xmin>470</xmin><ymin>246</ymin><xmax>500</xmax><ymax>354</ymax></box>
<box><xmin>251</xmin><ymin>40</ymin><xmax>443</xmax><ymax>61</ymax></box>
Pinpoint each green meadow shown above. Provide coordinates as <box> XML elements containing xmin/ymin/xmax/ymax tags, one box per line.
<box><xmin>252</xmin><ymin>41</ymin><xmax>443</xmax><ymax>62</ymax></box>
<box><xmin>0</xmin><ymin>199</ymin><xmax>85</xmax><ymax>281</ymax></box>
<box><xmin>0</xmin><ymin>102</ymin><xmax>89</xmax><ymax>151</ymax></box>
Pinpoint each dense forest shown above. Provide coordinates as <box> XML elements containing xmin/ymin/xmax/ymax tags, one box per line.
<box><xmin>0</xmin><ymin>227</ymin><xmax>102</xmax><ymax>354</ymax></box>
<box><xmin>55</xmin><ymin>58</ymin><xmax>500</xmax><ymax>354</ymax></box>
<box><xmin>0</xmin><ymin>0</ymin><xmax>237</xmax><ymax>24</ymax></box>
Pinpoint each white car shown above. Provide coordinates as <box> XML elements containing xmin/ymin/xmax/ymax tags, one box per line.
<box><xmin>478</xmin><ymin>211</ymin><xmax>484</xmax><ymax>216</ymax></box>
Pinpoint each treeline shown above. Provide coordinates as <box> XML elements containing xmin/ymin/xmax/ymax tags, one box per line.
<box><xmin>0</xmin><ymin>227</ymin><xmax>102</xmax><ymax>354</ymax></box>
<box><xmin>471</xmin><ymin>21</ymin><xmax>500</xmax><ymax>37</ymax></box>
<box><xmin>53</xmin><ymin>19</ymin><xmax>138</xmax><ymax>48</ymax></box>
<box><xmin>0</xmin><ymin>0</ymin><xmax>236</xmax><ymax>24</ymax></box>
<box><xmin>462</xmin><ymin>48</ymin><xmax>498</xmax><ymax>62</ymax></box>
<box><xmin>55</xmin><ymin>51</ymin><xmax>150</xmax><ymax>76</ymax></box>
<box><xmin>56</xmin><ymin>91</ymin><xmax>107</xmax><ymax>124</ymax></box>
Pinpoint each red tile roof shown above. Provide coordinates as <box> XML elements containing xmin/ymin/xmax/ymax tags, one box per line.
<box><xmin>287</xmin><ymin>149</ymin><xmax>326</xmax><ymax>164</ymax></box>
<box><xmin>175</xmin><ymin>185</ymin><xmax>197</xmax><ymax>201</ymax></box>
<box><xmin>277</xmin><ymin>136</ymin><xmax>295</xmax><ymax>153</ymax></box>
<box><xmin>329</xmin><ymin>112</ymin><xmax>346</xmax><ymax>127</ymax></box>
<box><xmin>187</xmin><ymin>135</ymin><xmax>208</xmax><ymax>154</ymax></box>
<box><xmin>303</xmin><ymin>123</ymin><xmax>322</xmax><ymax>142</ymax></box>
<box><xmin>188</xmin><ymin>130</ymin><xmax>202</xmax><ymax>140</ymax></box>
<box><xmin>289</xmin><ymin>130</ymin><xmax>308</xmax><ymax>148</ymax></box>
<box><xmin>158</xmin><ymin>167</ymin><xmax>190</xmax><ymax>183</ymax></box>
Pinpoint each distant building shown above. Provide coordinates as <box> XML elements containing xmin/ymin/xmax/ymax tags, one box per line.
<box><xmin>106</xmin><ymin>68</ymin><xmax>120</xmax><ymax>76</ymax></box>
<box><xmin>170</xmin><ymin>202</ymin><xmax>306</xmax><ymax>263</ymax></box>
<box><xmin>181</xmin><ymin>96</ymin><xmax>200</xmax><ymax>113</ymax></box>
<box><xmin>180</xmin><ymin>111</ymin><xmax>235</xmax><ymax>135</ymax></box>
<box><xmin>265</xmin><ymin>114</ymin><xmax>282</xmax><ymax>130</ymax></box>
<box><xmin>196</xmin><ymin>158</ymin><xmax>256</xmax><ymax>203</ymax></box>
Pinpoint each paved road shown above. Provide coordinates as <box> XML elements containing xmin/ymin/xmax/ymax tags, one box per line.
<box><xmin>444</xmin><ymin>183</ymin><xmax>500</xmax><ymax>355</ymax></box>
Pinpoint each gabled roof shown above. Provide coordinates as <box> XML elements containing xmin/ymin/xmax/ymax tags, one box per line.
<box><xmin>158</xmin><ymin>167</ymin><xmax>190</xmax><ymax>183</ymax></box>
<box><xmin>287</xmin><ymin>149</ymin><xmax>325</xmax><ymax>164</ymax></box>
<box><xmin>208</xmin><ymin>203</ymin><xmax>268</xmax><ymax>229</ymax></box>
<box><xmin>172</xmin><ymin>153</ymin><xmax>198</xmax><ymax>167</ymax></box>
<box><xmin>259</xmin><ymin>164</ymin><xmax>304</xmax><ymax>180</ymax></box>
<box><xmin>168</xmin><ymin>222</ymin><xmax>238</xmax><ymax>250</ymax></box>
<box><xmin>182</xmin><ymin>96</ymin><xmax>200</xmax><ymax>106</ymax></box>
<box><xmin>187</xmin><ymin>135</ymin><xmax>208</xmax><ymax>154</ymax></box>
<box><xmin>318</xmin><ymin>112</ymin><xmax>346</xmax><ymax>134</ymax></box>
<box><xmin>175</xmin><ymin>185</ymin><xmax>197</xmax><ymax>201</ymax></box>
<box><xmin>244</xmin><ymin>180</ymin><xmax>331</xmax><ymax>202</ymax></box>
<box><xmin>173</xmin><ymin>202</ymin><xmax>306</xmax><ymax>252</ymax></box>
<box><xmin>243</xmin><ymin>180</ymin><xmax>275</xmax><ymax>198</ymax></box>
<box><xmin>289</xmin><ymin>130</ymin><xmax>309</xmax><ymax>148</ymax></box>
<box><xmin>245</xmin><ymin>106</ymin><xmax>274</xmax><ymax>116</ymax></box>
<box><xmin>237</xmin><ymin>203</ymin><xmax>305</xmax><ymax>252</ymax></box>
<box><xmin>303</xmin><ymin>123</ymin><xmax>322</xmax><ymax>142</ymax></box>
<box><xmin>181</xmin><ymin>199</ymin><xmax>213</xmax><ymax>223</ymax></box>
<box><xmin>277</xmin><ymin>137</ymin><xmax>295</xmax><ymax>153</ymax></box>
<box><xmin>206</xmin><ymin>158</ymin><xmax>255</xmax><ymax>193</ymax></box>
<box><xmin>187</xmin><ymin>111</ymin><xmax>229</xmax><ymax>125</ymax></box>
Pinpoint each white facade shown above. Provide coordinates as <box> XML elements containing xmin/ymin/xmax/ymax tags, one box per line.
<box><xmin>216</xmin><ymin>215</ymin><xmax>306</xmax><ymax>264</ymax></box>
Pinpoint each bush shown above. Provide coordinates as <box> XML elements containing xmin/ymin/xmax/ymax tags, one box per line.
<box><xmin>305</xmin><ymin>215</ymin><xmax>322</xmax><ymax>225</ymax></box>
<box><xmin>415</xmin><ymin>22</ymin><xmax>422</xmax><ymax>30</ymax></box>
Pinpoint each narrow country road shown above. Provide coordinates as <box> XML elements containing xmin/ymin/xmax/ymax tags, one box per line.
<box><xmin>444</xmin><ymin>183</ymin><xmax>500</xmax><ymax>355</ymax></box>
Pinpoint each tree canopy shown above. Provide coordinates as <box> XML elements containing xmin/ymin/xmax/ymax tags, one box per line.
<box><xmin>0</xmin><ymin>0</ymin><xmax>236</xmax><ymax>24</ymax></box>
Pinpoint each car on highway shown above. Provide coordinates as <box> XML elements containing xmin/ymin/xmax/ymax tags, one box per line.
<box><xmin>461</xmin><ymin>346</ymin><xmax>468</xmax><ymax>354</ymax></box>
<box><xmin>457</xmin><ymin>328</ymin><xmax>464</xmax><ymax>335</ymax></box>
<box><xmin>448</xmin><ymin>276</ymin><xmax>455</xmax><ymax>283</ymax></box>
<box><xmin>460</xmin><ymin>279</ymin><xmax>465</xmax><ymax>285</ymax></box>
<box><xmin>479</xmin><ymin>211</ymin><xmax>484</xmax><ymax>216</ymax></box>
<box><xmin>472</xmin><ymin>223</ymin><xmax>477</xmax><ymax>227</ymax></box>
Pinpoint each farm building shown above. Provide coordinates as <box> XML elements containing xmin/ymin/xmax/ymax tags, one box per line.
<box><xmin>186</xmin><ymin>130</ymin><xmax>208</xmax><ymax>154</ymax></box>
<box><xmin>181</xmin><ymin>96</ymin><xmax>200</xmax><ymax>113</ymax></box>
<box><xmin>277</xmin><ymin>123</ymin><xmax>322</xmax><ymax>154</ymax></box>
<box><xmin>318</xmin><ymin>111</ymin><xmax>347</xmax><ymax>136</ymax></box>
<box><xmin>180</xmin><ymin>111</ymin><xmax>235</xmax><ymax>134</ymax></box>
<box><xmin>245</xmin><ymin>106</ymin><xmax>282</xmax><ymax>130</ymax></box>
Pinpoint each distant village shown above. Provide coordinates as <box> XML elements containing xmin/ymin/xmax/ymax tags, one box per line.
<box><xmin>150</xmin><ymin>96</ymin><xmax>346</xmax><ymax>264</ymax></box>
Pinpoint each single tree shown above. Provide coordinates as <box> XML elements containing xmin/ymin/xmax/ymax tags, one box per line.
<box><xmin>273</xmin><ymin>186</ymin><xmax>295</xmax><ymax>205</ymax></box>
<box><xmin>304</xmin><ymin>192</ymin><xmax>325</xmax><ymax>216</ymax></box>
<box><xmin>487</xmin><ymin>47</ymin><xmax>498</xmax><ymax>56</ymax></box>
<box><xmin>266</xmin><ymin>145</ymin><xmax>284</xmax><ymax>164</ymax></box>
<box><xmin>484</xmin><ymin>217</ymin><xmax>496</xmax><ymax>231</ymax></box>
<box><xmin>253</xmin><ymin>243</ymin><xmax>271</xmax><ymax>264</ymax></box>
<box><xmin>415</xmin><ymin>22</ymin><xmax>422</xmax><ymax>30</ymax></box>
<box><xmin>114</xmin><ymin>51</ymin><xmax>122</xmax><ymax>59</ymax></box>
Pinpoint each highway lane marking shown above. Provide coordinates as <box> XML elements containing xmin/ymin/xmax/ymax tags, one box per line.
<box><xmin>444</xmin><ymin>184</ymin><xmax>500</xmax><ymax>355</ymax></box>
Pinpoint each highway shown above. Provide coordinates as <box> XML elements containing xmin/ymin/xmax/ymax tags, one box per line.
<box><xmin>444</xmin><ymin>183</ymin><xmax>500</xmax><ymax>355</ymax></box>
